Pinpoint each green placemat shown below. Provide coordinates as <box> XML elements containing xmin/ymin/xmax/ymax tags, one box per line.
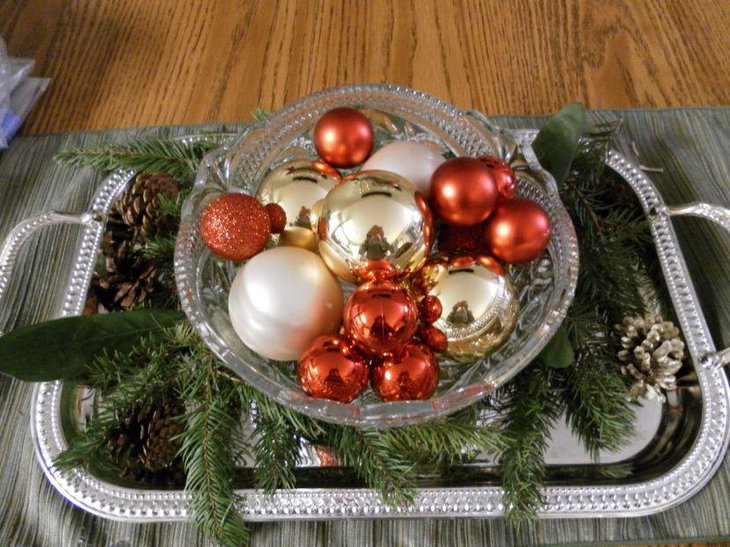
<box><xmin>0</xmin><ymin>109</ymin><xmax>729</xmax><ymax>546</ymax></box>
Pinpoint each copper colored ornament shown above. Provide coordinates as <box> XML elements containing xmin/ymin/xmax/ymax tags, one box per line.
<box><xmin>438</xmin><ymin>224</ymin><xmax>488</xmax><ymax>254</ymax></box>
<box><xmin>313</xmin><ymin>107</ymin><xmax>374</xmax><ymax>168</ymax></box>
<box><xmin>371</xmin><ymin>342</ymin><xmax>439</xmax><ymax>401</ymax></box>
<box><xmin>483</xmin><ymin>198</ymin><xmax>551</xmax><ymax>264</ymax></box>
<box><xmin>343</xmin><ymin>280</ymin><xmax>419</xmax><ymax>356</ymax></box>
<box><xmin>419</xmin><ymin>295</ymin><xmax>443</xmax><ymax>324</ymax></box>
<box><xmin>200</xmin><ymin>193</ymin><xmax>271</xmax><ymax>261</ymax></box>
<box><xmin>317</xmin><ymin>171</ymin><xmax>433</xmax><ymax>283</ymax></box>
<box><xmin>264</xmin><ymin>203</ymin><xmax>287</xmax><ymax>234</ymax></box>
<box><xmin>429</xmin><ymin>157</ymin><xmax>498</xmax><ymax>227</ymax></box>
<box><xmin>477</xmin><ymin>156</ymin><xmax>516</xmax><ymax>199</ymax></box>
<box><xmin>420</xmin><ymin>324</ymin><xmax>448</xmax><ymax>353</ymax></box>
<box><xmin>298</xmin><ymin>334</ymin><xmax>370</xmax><ymax>403</ymax></box>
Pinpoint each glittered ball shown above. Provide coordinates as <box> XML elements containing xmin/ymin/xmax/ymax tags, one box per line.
<box><xmin>200</xmin><ymin>193</ymin><xmax>271</xmax><ymax>261</ymax></box>
<box><xmin>429</xmin><ymin>157</ymin><xmax>498</xmax><ymax>227</ymax></box>
<box><xmin>371</xmin><ymin>342</ymin><xmax>439</xmax><ymax>401</ymax></box>
<box><xmin>483</xmin><ymin>198</ymin><xmax>551</xmax><ymax>264</ymax></box>
<box><xmin>264</xmin><ymin>203</ymin><xmax>287</xmax><ymax>234</ymax></box>
<box><xmin>420</xmin><ymin>324</ymin><xmax>448</xmax><ymax>353</ymax></box>
<box><xmin>256</xmin><ymin>159</ymin><xmax>341</xmax><ymax>251</ymax></box>
<box><xmin>477</xmin><ymin>156</ymin><xmax>516</xmax><ymax>199</ymax></box>
<box><xmin>343</xmin><ymin>280</ymin><xmax>419</xmax><ymax>356</ymax></box>
<box><xmin>361</xmin><ymin>140</ymin><xmax>445</xmax><ymax>196</ymax></box>
<box><xmin>298</xmin><ymin>334</ymin><xmax>370</xmax><ymax>403</ymax></box>
<box><xmin>419</xmin><ymin>295</ymin><xmax>443</xmax><ymax>324</ymax></box>
<box><xmin>437</xmin><ymin>224</ymin><xmax>488</xmax><ymax>254</ymax></box>
<box><xmin>313</xmin><ymin>107</ymin><xmax>374</xmax><ymax>168</ymax></box>
<box><xmin>228</xmin><ymin>247</ymin><xmax>343</xmax><ymax>361</ymax></box>
<box><xmin>317</xmin><ymin>170</ymin><xmax>433</xmax><ymax>283</ymax></box>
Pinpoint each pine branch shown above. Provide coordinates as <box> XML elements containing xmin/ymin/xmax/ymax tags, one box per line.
<box><xmin>252</xmin><ymin>405</ymin><xmax>300</xmax><ymax>493</ymax></box>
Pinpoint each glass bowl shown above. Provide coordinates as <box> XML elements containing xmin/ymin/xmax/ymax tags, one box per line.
<box><xmin>175</xmin><ymin>84</ymin><xmax>579</xmax><ymax>427</ymax></box>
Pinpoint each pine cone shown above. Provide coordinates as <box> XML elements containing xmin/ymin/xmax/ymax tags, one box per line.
<box><xmin>615</xmin><ymin>313</ymin><xmax>685</xmax><ymax>402</ymax></box>
<box><xmin>115</xmin><ymin>172</ymin><xmax>180</xmax><ymax>239</ymax></box>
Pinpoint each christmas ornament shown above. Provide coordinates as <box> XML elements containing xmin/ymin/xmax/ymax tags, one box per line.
<box><xmin>256</xmin><ymin>159</ymin><xmax>340</xmax><ymax>251</ymax></box>
<box><xmin>228</xmin><ymin>247</ymin><xmax>343</xmax><ymax>361</ymax></box>
<box><xmin>115</xmin><ymin>172</ymin><xmax>181</xmax><ymax>238</ymax></box>
<box><xmin>429</xmin><ymin>157</ymin><xmax>498</xmax><ymax>227</ymax></box>
<box><xmin>418</xmin><ymin>253</ymin><xmax>519</xmax><ymax>361</ymax></box>
<box><xmin>437</xmin><ymin>224</ymin><xmax>488</xmax><ymax>254</ymax></box>
<box><xmin>317</xmin><ymin>170</ymin><xmax>433</xmax><ymax>283</ymax></box>
<box><xmin>615</xmin><ymin>313</ymin><xmax>685</xmax><ymax>402</ymax></box>
<box><xmin>483</xmin><ymin>198</ymin><xmax>551</xmax><ymax>264</ymax></box>
<box><xmin>264</xmin><ymin>202</ymin><xmax>287</xmax><ymax>234</ymax></box>
<box><xmin>420</xmin><ymin>324</ymin><xmax>448</xmax><ymax>353</ymax></box>
<box><xmin>371</xmin><ymin>342</ymin><xmax>439</xmax><ymax>401</ymax></box>
<box><xmin>361</xmin><ymin>140</ymin><xmax>445</xmax><ymax>196</ymax></box>
<box><xmin>313</xmin><ymin>107</ymin><xmax>374</xmax><ymax>168</ymax></box>
<box><xmin>477</xmin><ymin>156</ymin><xmax>516</xmax><ymax>199</ymax></box>
<box><xmin>419</xmin><ymin>295</ymin><xmax>443</xmax><ymax>324</ymax></box>
<box><xmin>200</xmin><ymin>193</ymin><xmax>271</xmax><ymax>261</ymax></box>
<box><xmin>297</xmin><ymin>334</ymin><xmax>370</xmax><ymax>402</ymax></box>
<box><xmin>343</xmin><ymin>280</ymin><xmax>419</xmax><ymax>355</ymax></box>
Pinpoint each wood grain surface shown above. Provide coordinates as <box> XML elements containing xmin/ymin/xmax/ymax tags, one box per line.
<box><xmin>1</xmin><ymin>0</ymin><xmax>729</xmax><ymax>134</ymax></box>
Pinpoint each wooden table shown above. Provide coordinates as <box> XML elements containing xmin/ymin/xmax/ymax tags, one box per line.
<box><xmin>1</xmin><ymin>0</ymin><xmax>728</xmax><ymax>134</ymax></box>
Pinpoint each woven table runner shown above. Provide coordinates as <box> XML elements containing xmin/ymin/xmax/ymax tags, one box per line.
<box><xmin>0</xmin><ymin>109</ymin><xmax>728</xmax><ymax>546</ymax></box>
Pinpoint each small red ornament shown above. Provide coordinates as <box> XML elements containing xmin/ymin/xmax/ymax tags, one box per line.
<box><xmin>429</xmin><ymin>157</ymin><xmax>498</xmax><ymax>227</ymax></box>
<box><xmin>313</xmin><ymin>107</ymin><xmax>374</xmax><ymax>168</ymax></box>
<box><xmin>477</xmin><ymin>156</ymin><xmax>516</xmax><ymax>199</ymax></box>
<box><xmin>419</xmin><ymin>295</ymin><xmax>443</xmax><ymax>324</ymax></box>
<box><xmin>371</xmin><ymin>342</ymin><xmax>439</xmax><ymax>401</ymax></box>
<box><xmin>264</xmin><ymin>202</ymin><xmax>287</xmax><ymax>234</ymax></box>
<box><xmin>343</xmin><ymin>280</ymin><xmax>419</xmax><ymax>356</ymax></box>
<box><xmin>438</xmin><ymin>224</ymin><xmax>488</xmax><ymax>254</ymax></box>
<box><xmin>483</xmin><ymin>198</ymin><xmax>551</xmax><ymax>263</ymax></box>
<box><xmin>298</xmin><ymin>334</ymin><xmax>370</xmax><ymax>403</ymax></box>
<box><xmin>420</xmin><ymin>324</ymin><xmax>448</xmax><ymax>353</ymax></box>
<box><xmin>200</xmin><ymin>193</ymin><xmax>271</xmax><ymax>261</ymax></box>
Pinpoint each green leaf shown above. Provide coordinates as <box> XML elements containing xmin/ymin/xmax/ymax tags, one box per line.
<box><xmin>0</xmin><ymin>309</ymin><xmax>185</xmax><ymax>382</ymax></box>
<box><xmin>532</xmin><ymin>103</ymin><xmax>587</xmax><ymax>184</ymax></box>
<box><xmin>538</xmin><ymin>326</ymin><xmax>575</xmax><ymax>368</ymax></box>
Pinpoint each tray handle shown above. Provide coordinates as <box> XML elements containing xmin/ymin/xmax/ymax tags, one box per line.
<box><xmin>659</xmin><ymin>202</ymin><xmax>730</xmax><ymax>370</ymax></box>
<box><xmin>0</xmin><ymin>211</ymin><xmax>99</xmax><ymax>335</ymax></box>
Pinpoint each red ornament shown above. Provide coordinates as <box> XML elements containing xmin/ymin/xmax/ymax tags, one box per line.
<box><xmin>420</xmin><ymin>324</ymin><xmax>448</xmax><ymax>352</ymax></box>
<box><xmin>298</xmin><ymin>334</ymin><xmax>370</xmax><ymax>403</ymax></box>
<box><xmin>483</xmin><ymin>198</ymin><xmax>551</xmax><ymax>264</ymax></box>
<box><xmin>438</xmin><ymin>224</ymin><xmax>488</xmax><ymax>254</ymax></box>
<box><xmin>313</xmin><ymin>107</ymin><xmax>374</xmax><ymax>168</ymax></box>
<box><xmin>419</xmin><ymin>295</ymin><xmax>443</xmax><ymax>324</ymax></box>
<box><xmin>343</xmin><ymin>280</ymin><xmax>419</xmax><ymax>356</ymax></box>
<box><xmin>200</xmin><ymin>193</ymin><xmax>271</xmax><ymax>261</ymax></box>
<box><xmin>264</xmin><ymin>202</ymin><xmax>287</xmax><ymax>234</ymax></box>
<box><xmin>371</xmin><ymin>342</ymin><xmax>439</xmax><ymax>401</ymax></box>
<box><xmin>477</xmin><ymin>156</ymin><xmax>516</xmax><ymax>199</ymax></box>
<box><xmin>429</xmin><ymin>157</ymin><xmax>498</xmax><ymax>227</ymax></box>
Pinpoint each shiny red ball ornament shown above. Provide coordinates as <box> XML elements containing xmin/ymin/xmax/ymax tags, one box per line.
<box><xmin>313</xmin><ymin>107</ymin><xmax>374</xmax><ymax>168</ymax></box>
<box><xmin>200</xmin><ymin>193</ymin><xmax>271</xmax><ymax>261</ymax></box>
<box><xmin>419</xmin><ymin>295</ymin><xmax>443</xmax><ymax>324</ymax></box>
<box><xmin>483</xmin><ymin>198</ymin><xmax>552</xmax><ymax>264</ymax></box>
<box><xmin>420</xmin><ymin>324</ymin><xmax>448</xmax><ymax>353</ymax></box>
<box><xmin>429</xmin><ymin>157</ymin><xmax>498</xmax><ymax>227</ymax></box>
<box><xmin>371</xmin><ymin>342</ymin><xmax>439</xmax><ymax>401</ymax></box>
<box><xmin>264</xmin><ymin>202</ymin><xmax>287</xmax><ymax>234</ymax></box>
<box><xmin>343</xmin><ymin>280</ymin><xmax>419</xmax><ymax>356</ymax></box>
<box><xmin>438</xmin><ymin>224</ymin><xmax>488</xmax><ymax>254</ymax></box>
<box><xmin>297</xmin><ymin>334</ymin><xmax>370</xmax><ymax>403</ymax></box>
<box><xmin>477</xmin><ymin>156</ymin><xmax>516</xmax><ymax>199</ymax></box>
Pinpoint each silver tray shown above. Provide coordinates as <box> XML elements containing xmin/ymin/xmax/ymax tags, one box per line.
<box><xmin>2</xmin><ymin>131</ymin><xmax>730</xmax><ymax>521</ymax></box>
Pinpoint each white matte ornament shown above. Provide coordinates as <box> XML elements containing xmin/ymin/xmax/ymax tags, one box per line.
<box><xmin>361</xmin><ymin>140</ymin><xmax>445</xmax><ymax>196</ymax></box>
<box><xmin>228</xmin><ymin>247</ymin><xmax>344</xmax><ymax>361</ymax></box>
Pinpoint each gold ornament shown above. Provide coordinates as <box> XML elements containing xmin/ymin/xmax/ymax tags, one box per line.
<box><xmin>316</xmin><ymin>170</ymin><xmax>433</xmax><ymax>283</ymax></box>
<box><xmin>418</xmin><ymin>253</ymin><xmax>519</xmax><ymax>362</ymax></box>
<box><xmin>256</xmin><ymin>159</ymin><xmax>341</xmax><ymax>251</ymax></box>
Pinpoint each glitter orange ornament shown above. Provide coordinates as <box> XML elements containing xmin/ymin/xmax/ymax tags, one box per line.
<box><xmin>298</xmin><ymin>334</ymin><xmax>370</xmax><ymax>403</ymax></box>
<box><xmin>200</xmin><ymin>193</ymin><xmax>271</xmax><ymax>261</ymax></box>
<box><xmin>477</xmin><ymin>156</ymin><xmax>516</xmax><ymax>199</ymax></box>
<box><xmin>264</xmin><ymin>202</ymin><xmax>287</xmax><ymax>234</ymax></box>
<box><xmin>420</xmin><ymin>324</ymin><xmax>448</xmax><ymax>353</ymax></box>
<box><xmin>429</xmin><ymin>157</ymin><xmax>498</xmax><ymax>227</ymax></box>
<box><xmin>343</xmin><ymin>280</ymin><xmax>419</xmax><ymax>356</ymax></box>
<box><xmin>313</xmin><ymin>107</ymin><xmax>374</xmax><ymax>168</ymax></box>
<box><xmin>483</xmin><ymin>198</ymin><xmax>551</xmax><ymax>264</ymax></box>
<box><xmin>371</xmin><ymin>342</ymin><xmax>439</xmax><ymax>401</ymax></box>
<box><xmin>419</xmin><ymin>295</ymin><xmax>443</xmax><ymax>324</ymax></box>
<box><xmin>437</xmin><ymin>224</ymin><xmax>488</xmax><ymax>254</ymax></box>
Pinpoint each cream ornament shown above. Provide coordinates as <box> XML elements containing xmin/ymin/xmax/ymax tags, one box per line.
<box><xmin>361</xmin><ymin>140</ymin><xmax>445</xmax><ymax>196</ymax></box>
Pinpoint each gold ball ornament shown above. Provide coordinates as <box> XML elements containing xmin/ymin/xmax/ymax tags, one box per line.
<box><xmin>316</xmin><ymin>170</ymin><xmax>433</xmax><ymax>283</ymax></box>
<box><xmin>256</xmin><ymin>159</ymin><xmax>341</xmax><ymax>251</ymax></box>
<box><xmin>417</xmin><ymin>253</ymin><xmax>519</xmax><ymax>362</ymax></box>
